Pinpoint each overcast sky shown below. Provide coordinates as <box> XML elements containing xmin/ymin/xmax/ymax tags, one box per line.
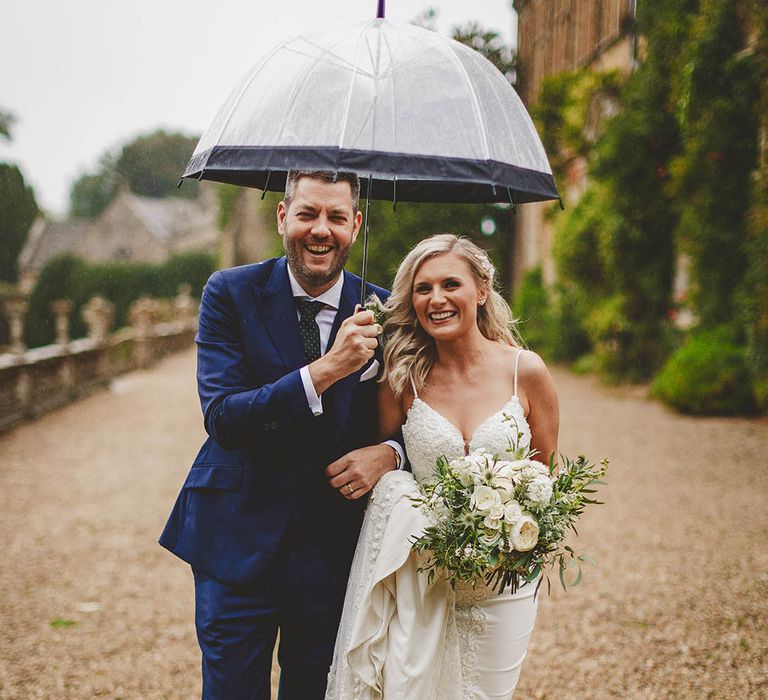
<box><xmin>1</xmin><ymin>0</ymin><xmax>517</xmax><ymax>217</ymax></box>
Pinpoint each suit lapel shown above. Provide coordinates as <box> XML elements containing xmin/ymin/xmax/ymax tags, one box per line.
<box><xmin>256</xmin><ymin>258</ymin><xmax>307</xmax><ymax>371</ymax></box>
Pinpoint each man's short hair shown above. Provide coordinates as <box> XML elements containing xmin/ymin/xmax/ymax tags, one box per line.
<box><xmin>283</xmin><ymin>170</ymin><xmax>361</xmax><ymax>213</ymax></box>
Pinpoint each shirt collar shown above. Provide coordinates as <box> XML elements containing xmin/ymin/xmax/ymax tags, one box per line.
<box><xmin>286</xmin><ymin>264</ymin><xmax>344</xmax><ymax>310</ymax></box>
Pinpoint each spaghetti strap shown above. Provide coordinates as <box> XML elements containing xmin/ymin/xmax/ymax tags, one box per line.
<box><xmin>409</xmin><ymin>374</ymin><xmax>419</xmax><ymax>399</ymax></box>
<box><xmin>513</xmin><ymin>349</ymin><xmax>523</xmax><ymax>398</ymax></box>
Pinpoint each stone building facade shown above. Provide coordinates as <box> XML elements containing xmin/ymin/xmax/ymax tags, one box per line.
<box><xmin>17</xmin><ymin>185</ymin><xmax>221</xmax><ymax>293</ymax></box>
<box><xmin>512</xmin><ymin>0</ymin><xmax>637</xmax><ymax>287</ymax></box>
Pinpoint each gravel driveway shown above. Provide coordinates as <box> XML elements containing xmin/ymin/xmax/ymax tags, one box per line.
<box><xmin>0</xmin><ymin>349</ymin><xmax>765</xmax><ymax>699</ymax></box>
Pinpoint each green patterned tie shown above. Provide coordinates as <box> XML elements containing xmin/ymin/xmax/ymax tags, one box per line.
<box><xmin>297</xmin><ymin>299</ymin><xmax>324</xmax><ymax>363</ymax></box>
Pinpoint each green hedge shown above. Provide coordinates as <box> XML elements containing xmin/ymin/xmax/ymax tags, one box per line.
<box><xmin>24</xmin><ymin>252</ymin><xmax>216</xmax><ymax>348</ymax></box>
<box><xmin>652</xmin><ymin>327</ymin><xmax>757</xmax><ymax>415</ymax></box>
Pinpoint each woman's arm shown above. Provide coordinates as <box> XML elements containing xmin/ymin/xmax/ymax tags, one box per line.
<box><xmin>378</xmin><ymin>378</ymin><xmax>407</xmax><ymax>442</ymax></box>
<box><xmin>519</xmin><ymin>350</ymin><xmax>560</xmax><ymax>467</ymax></box>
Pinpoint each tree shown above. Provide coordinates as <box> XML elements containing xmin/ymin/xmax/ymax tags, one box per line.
<box><xmin>69</xmin><ymin>129</ymin><xmax>200</xmax><ymax>218</ymax></box>
<box><xmin>0</xmin><ymin>163</ymin><xmax>39</xmax><ymax>283</ymax></box>
<box><xmin>452</xmin><ymin>21</ymin><xmax>516</xmax><ymax>82</ymax></box>
<box><xmin>116</xmin><ymin>130</ymin><xmax>199</xmax><ymax>199</ymax></box>
<box><xmin>0</xmin><ymin>109</ymin><xmax>14</xmax><ymax>140</ymax></box>
<box><xmin>69</xmin><ymin>152</ymin><xmax>119</xmax><ymax>218</ymax></box>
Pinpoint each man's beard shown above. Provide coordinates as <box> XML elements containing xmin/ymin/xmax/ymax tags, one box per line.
<box><xmin>283</xmin><ymin>238</ymin><xmax>353</xmax><ymax>291</ymax></box>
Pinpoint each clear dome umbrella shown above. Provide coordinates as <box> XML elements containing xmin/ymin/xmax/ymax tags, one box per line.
<box><xmin>183</xmin><ymin>0</ymin><xmax>559</xmax><ymax>296</ymax></box>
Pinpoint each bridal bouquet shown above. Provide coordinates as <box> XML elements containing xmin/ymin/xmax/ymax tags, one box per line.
<box><xmin>410</xmin><ymin>420</ymin><xmax>607</xmax><ymax>594</ymax></box>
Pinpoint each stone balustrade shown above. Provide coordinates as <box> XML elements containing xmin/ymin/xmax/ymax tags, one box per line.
<box><xmin>0</xmin><ymin>287</ymin><xmax>198</xmax><ymax>433</ymax></box>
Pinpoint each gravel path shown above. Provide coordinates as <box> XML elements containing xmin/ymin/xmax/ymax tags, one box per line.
<box><xmin>0</xmin><ymin>349</ymin><xmax>766</xmax><ymax>699</ymax></box>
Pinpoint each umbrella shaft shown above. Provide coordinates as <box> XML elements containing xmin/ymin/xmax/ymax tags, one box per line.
<box><xmin>376</xmin><ymin>0</ymin><xmax>385</xmax><ymax>19</ymax></box>
<box><xmin>360</xmin><ymin>174</ymin><xmax>373</xmax><ymax>306</ymax></box>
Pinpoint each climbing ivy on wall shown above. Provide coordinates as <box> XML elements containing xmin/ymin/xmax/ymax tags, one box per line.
<box><xmin>535</xmin><ymin>0</ymin><xmax>767</xmax><ymax>402</ymax></box>
<box><xmin>669</xmin><ymin>0</ymin><xmax>759</xmax><ymax>329</ymax></box>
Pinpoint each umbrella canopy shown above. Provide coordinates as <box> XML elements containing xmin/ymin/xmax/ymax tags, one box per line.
<box><xmin>183</xmin><ymin>18</ymin><xmax>559</xmax><ymax>206</ymax></box>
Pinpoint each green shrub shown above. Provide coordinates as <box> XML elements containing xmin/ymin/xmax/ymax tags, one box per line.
<box><xmin>651</xmin><ymin>327</ymin><xmax>757</xmax><ymax>415</ymax></box>
<box><xmin>24</xmin><ymin>252</ymin><xmax>216</xmax><ymax>348</ymax></box>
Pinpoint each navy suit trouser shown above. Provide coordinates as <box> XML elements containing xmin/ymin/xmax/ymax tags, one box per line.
<box><xmin>193</xmin><ymin>512</ymin><xmax>353</xmax><ymax>700</ymax></box>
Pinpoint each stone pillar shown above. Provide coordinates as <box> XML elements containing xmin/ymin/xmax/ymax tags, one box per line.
<box><xmin>51</xmin><ymin>299</ymin><xmax>73</xmax><ymax>346</ymax></box>
<box><xmin>174</xmin><ymin>283</ymin><xmax>196</xmax><ymax>330</ymax></box>
<box><xmin>82</xmin><ymin>296</ymin><xmax>114</xmax><ymax>345</ymax></box>
<box><xmin>3</xmin><ymin>297</ymin><xmax>29</xmax><ymax>355</ymax></box>
<box><xmin>130</xmin><ymin>296</ymin><xmax>158</xmax><ymax>368</ymax></box>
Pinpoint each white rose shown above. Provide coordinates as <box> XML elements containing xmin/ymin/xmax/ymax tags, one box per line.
<box><xmin>483</xmin><ymin>514</ymin><xmax>503</xmax><ymax>530</ymax></box>
<box><xmin>503</xmin><ymin>500</ymin><xmax>523</xmax><ymax>524</ymax></box>
<box><xmin>479</xmin><ymin>529</ymin><xmax>502</xmax><ymax>547</ymax></box>
<box><xmin>509</xmin><ymin>513</ymin><xmax>539</xmax><ymax>552</ymax></box>
<box><xmin>526</xmin><ymin>475</ymin><xmax>554</xmax><ymax>508</ymax></box>
<box><xmin>488</xmin><ymin>503</ymin><xmax>505</xmax><ymax>521</ymax></box>
<box><xmin>470</xmin><ymin>485</ymin><xmax>501</xmax><ymax>513</ymax></box>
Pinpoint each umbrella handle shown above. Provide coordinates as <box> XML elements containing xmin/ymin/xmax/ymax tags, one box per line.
<box><xmin>376</xmin><ymin>0</ymin><xmax>385</xmax><ymax>19</ymax></box>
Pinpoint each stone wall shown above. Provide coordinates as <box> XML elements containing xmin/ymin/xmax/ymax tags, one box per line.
<box><xmin>0</xmin><ymin>287</ymin><xmax>197</xmax><ymax>433</ymax></box>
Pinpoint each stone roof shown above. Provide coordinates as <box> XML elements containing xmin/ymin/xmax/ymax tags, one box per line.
<box><xmin>18</xmin><ymin>217</ymin><xmax>92</xmax><ymax>272</ymax></box>
<box><xmin>17</xmin><ymin>188</ymin><xmax>219</xmax><ymax>284</ymax></box>
<box><xmin>124</xmin><ymin>192</ymin><xmax>215</xmax><ymax>243</ymax></box>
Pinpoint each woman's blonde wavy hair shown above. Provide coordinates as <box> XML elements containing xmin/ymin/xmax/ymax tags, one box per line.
<box><xmin>380</xmin><ymin>234</ymin><xmax>522</xmax><ymax>397</ymax></box>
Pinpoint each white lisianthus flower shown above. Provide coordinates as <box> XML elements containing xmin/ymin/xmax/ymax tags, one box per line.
<box><xmin>528</xmin><ymin>459</ymin><xmax>550</xmax><ymax>476</ymax></box>
<box><xmin>470</xmin><ymin>485</ymin><xmax>501</xmax><ymax>513</ymax></box>
<box><xmin>509</xmin><ymin>513</ymin><xmax>540</xmax><ymax>552</ymax></box>
<box><xmin>510</xmin><ymin>458</ymin><xmax>549</xmax><ymax>477</ymax></box>
<box><xmin>526</xmin><ymin>475</ymin><xmax>554</xmax><ymax>508</ymax></box>
<box><xmin>450</xmin><ymin>456</ymin><xmax>475</xmax><ymax>487</ymax></box>
<box><xmin>503</xmin><ymin>500</ymin><xmax>523</xmax><ymax>524</ymax></box>
<box><xmin>483</xmin><ymin>514</ymin><xmax>503</xmax><ymax>530</ymax></box>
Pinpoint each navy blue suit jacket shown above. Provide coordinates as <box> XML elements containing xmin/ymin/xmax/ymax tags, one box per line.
<box><xmin>159</xmin><ymin>257</ymin><xmax>389</xmax><ymax>584</ymax></box>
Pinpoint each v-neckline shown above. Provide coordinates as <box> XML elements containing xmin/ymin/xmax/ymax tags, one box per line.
<box><xmin>411</xmin><ymin>396</ymin><xmax>520</xmax><ymax>455</ymax></box>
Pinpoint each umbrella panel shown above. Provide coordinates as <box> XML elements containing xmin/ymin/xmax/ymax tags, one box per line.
<box><xmin>185</xmin><ymin>20</ymin><xmax>559</xmax><ymax>206</ymax></box>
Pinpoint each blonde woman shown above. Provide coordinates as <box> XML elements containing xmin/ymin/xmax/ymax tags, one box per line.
<box><xmin>326</xmin><ymin>234</ymin><xmax>559</xmax><ymax>700</ymax></box>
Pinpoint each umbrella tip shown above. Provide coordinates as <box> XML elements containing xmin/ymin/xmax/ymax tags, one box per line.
<box><xmin>376</xmin><ymin>0</ymin><xmax>385</xmax><ymax>18</ymax></box>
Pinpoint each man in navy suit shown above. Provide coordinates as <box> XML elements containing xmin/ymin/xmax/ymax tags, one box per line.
<box><xmin>159</xmin><ymin>170</ymin><xmax>402</xmax><ymax>699</ymax></box>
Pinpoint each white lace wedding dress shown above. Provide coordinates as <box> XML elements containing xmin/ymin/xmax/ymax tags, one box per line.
<box><xmin>326</xmin><ymin>351</ymin><xmax>539</xmax><ymax>699</ymax></box>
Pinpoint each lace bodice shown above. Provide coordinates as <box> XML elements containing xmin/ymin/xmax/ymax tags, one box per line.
<box><xmin>403</xmin><ymin>396</ymin><xmax>531</xmax><ymax>484</ymax></box>
<box><xmin>403</xmin><ymin>349</ymin><xmax>532</xmax><ymax>483</ymax></box>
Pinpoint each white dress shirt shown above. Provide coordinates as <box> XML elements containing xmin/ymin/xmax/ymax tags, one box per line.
<box><xmin>287</xmin><ymin>267</ymin><xmax>404</xmax><ymax>468</ymax></box>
